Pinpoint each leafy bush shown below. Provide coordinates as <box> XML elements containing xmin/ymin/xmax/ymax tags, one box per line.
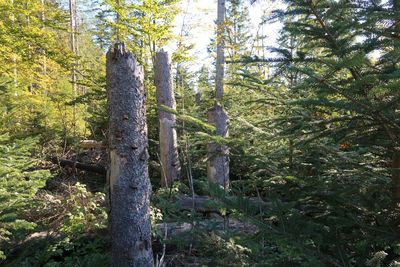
<box><xmin>13</xmin><ymin>236</ymin><xmax>110</xmax><ymax>267</ymax></box>
<box><xmin>60</xmin><ymin>183</ymin><xmax>107</xmax><ymax>236</ymax></box>
<box><xmin>5</xmin><ymin>182</ymin><xmax>109</xmax><ymax>267</ymax></box>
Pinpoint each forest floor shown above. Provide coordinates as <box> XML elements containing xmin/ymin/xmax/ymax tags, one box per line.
<box><xmin>4</xmin><ymin>147</ymin><xmax>257</xmax><ymax>267</ymax></box>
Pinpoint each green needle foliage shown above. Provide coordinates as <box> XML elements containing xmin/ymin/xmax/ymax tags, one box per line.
<box><xmin>1</xmin><ymin>0</ymin><xmax>400</xmax><ymax>266</ymax></box>
<box><xmin>0</xmin><ymin>134</ymin><xmax>51</xmax><ymax>260</ymax></box>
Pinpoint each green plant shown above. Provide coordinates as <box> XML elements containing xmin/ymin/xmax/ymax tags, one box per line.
<box><xmin>60</xmin><ymin>183</ymin><xmax>107</xmax><ymax>236</ymax></box>
<box><xmin>0</xmin><ymin>134</ymin><xmax>52</xmax><ymax>261</ymax></box>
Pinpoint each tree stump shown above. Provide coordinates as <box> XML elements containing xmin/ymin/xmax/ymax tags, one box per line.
<box><xmin>106</xmin><ymin>43</ymin><xmax>153</xmax><ymax>267</ymax></box>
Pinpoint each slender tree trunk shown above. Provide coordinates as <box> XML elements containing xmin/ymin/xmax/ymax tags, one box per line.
<box><xmin>195</xmin><ymin>91</ymin><xmax>202</xmax><ymax>105</ymax></box>
<box><xmin>26</xmin><ymin>2</ymin><xmax>33</xmax><ymax>93</ymax></box>
<box><xmin>155</xmin><ymin>51</ymin><xmax>181</xmax><ymax>188</ymax></box>
<box><xmin>41</xmin><ymin>0</ymin><xmax>47</xmax><ymax>76</ymax></box>
<box><xmin>207</xmin><ymin>104</ymin><xmax>229</xmax><ymax>189</ymax></box>
<box><xmin>106</xmin><ymin>43</ymin><xmax>153</xmax><ymax>267</ymax></box>
<box><xmin>10</xmin><ymin>0</ymin><xmax>17</xmax><ymax>86</ymax></box>
<box><xmin>392</xmin><ymin>150</ymin><xmax>400</xmax><ymax>204</ymax></box>
<box><xmin>208</xmin><ymin>0</ymin><xmax>230</xmax><ymax>188</ymax></box>
<box><xmin>391</xmin><ymin>1</ymin><xmax>400</xmax><ymax>205</ymax></box>
<box><xmin>289</xmin><ymin>139</ymin><xmax>294</xmax><ymax>169</ymax></box>
<box><xmin>69</xmin><ymin>0</ymin><xmax>78</xmax><ymax>135</ymax></box>
<box><xmin>215</xmin><ymin>0</ymin><xmax>225</xmax><ymax>100</ymax></box>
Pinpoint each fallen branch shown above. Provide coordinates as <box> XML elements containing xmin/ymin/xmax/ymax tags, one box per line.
<box><xmin>79</xmin><ymin>140</ymin><xmax>106</xmax><ymax>149</ymax></box>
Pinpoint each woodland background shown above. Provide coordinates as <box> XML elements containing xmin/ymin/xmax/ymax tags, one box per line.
<box><xmin>0</xmin><ymin>0</ymin><xmax>400</xmax><ymax>266</ymax></box>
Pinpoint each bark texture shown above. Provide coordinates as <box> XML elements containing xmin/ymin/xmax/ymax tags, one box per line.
<box><xmin>207</xmin><ymin>105</ymin><xmax>229</xmax><ymax>189</ymax></box>
<box><xmin>195</xmin><ymin>91</ymin><xmax>202</xmax><ymax>105</ymax></box>
<box><xmin>155</xmin><ymin>51</ymin><xmax>181</xmax><ymax>188</ymax></box>
<box><xmin>106</xmin><ymin>43</ymin><xmax>153</xmax><ymax>267</ymax></box>
<box><xmin>207</xmin><ymin>0</ymin><xmax>230</xmax><ymax>189</ymax></box>
<box><xmin>215</xmin><ymin>0</ymin><xmax>225</xmax><ymax>100</ymax></box>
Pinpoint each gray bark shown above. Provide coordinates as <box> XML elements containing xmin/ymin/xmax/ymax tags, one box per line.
<box><xmin>195</xmin><ymin>91</ymin><xmax>202</xmax><ymax>105</ymax></box>
<box><xmin>207</xmin><ymin>104</ymin><xmax>229</xmax><ymax>189</ymax></box>
<box><xmin>207</xmin><ymin>0</ymin><xmax>230</xmax><ymax>189</ymax></box>
<box><xmin>155</xmin><ymin>51</ymin><xmax>181</xmax><ymax>188</ymax></box>
<box><xmin>215</xmin><ymin>0</ymin><xmax>225</xmax><ymax>100</ymax></box>
<box><xmin>106</xmin><ymin>43</ymin><xmax>153</xmax><ymax>267</ymax></box>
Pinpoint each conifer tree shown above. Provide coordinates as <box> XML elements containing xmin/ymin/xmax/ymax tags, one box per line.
<box><xmin>267</xmin><ymin>0</ymin><xmax>400</xmax><ymax>203</ymax></box>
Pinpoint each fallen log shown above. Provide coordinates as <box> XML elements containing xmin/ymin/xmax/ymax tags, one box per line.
<box><xmin>79</xmin><ymin>140</ymin><xmax>106</xmax><ymax>149</ymax></box>
<box><xmin>175</xmin><ymin>195</ymin><xmax>270</xmax><ymax>214</ymax></box>
<box><xmin>47</xmin><ymin>156</ymin><xmax>107</xmax><ymax>175</ymax></box>
<box><xmin>155</xmin><ymin>218</ymin><xmax>258</xmax><ymax>237</ymax></box>
<box><xmin>173</xmin><ymin>195</ymin><xmax>318</xmax><ymax>223</ymax></box>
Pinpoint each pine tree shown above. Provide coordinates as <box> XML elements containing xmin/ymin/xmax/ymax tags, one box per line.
<box><xmin>0</xmin><ymin>135</ymin><xmax>51</xmax><ymax>260</ymax></box>
<box><xmin>225</xmin><ymin>0</ymin><xmax>252</xmax><ymax>79</ymax></box>
<box><xmin>264</xmin><ymin>0</ymin><xmax>400</xmax><ymax>203</ymax></box>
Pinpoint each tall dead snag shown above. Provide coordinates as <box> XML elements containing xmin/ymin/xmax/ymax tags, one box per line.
<box><xmin>106</xmin><ymin>43</ymin><xmax>153</xmax><ymax>267</ymax></box>
<box><xmin>215</xmin><ymin>0</ymin><xmax>225</xmax><ymax>100</ymax></box>
<box><xmin>208</xmin><ymin>0</ymin><xmax>230</xmax><ymax>188</ymax></box>
<box><xmin>155</xmin><ymin>51</ymin><xmax>181</xmax><ymax>187</ymax></box>
<box><xmin>207</xmin><ymin>104</ymin><xmax>229</xmax><ymax>189</ymax></box>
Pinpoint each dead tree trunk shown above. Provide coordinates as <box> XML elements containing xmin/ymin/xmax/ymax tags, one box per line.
<box><xmin>155</xmin><ymin>51</ymin><xmax>181</xmax><ymax>188</ymax></box>
<box><xmin>106</xmin><ymin>43</ymin><xmax>153</xmax><ymax>267</ymax></box>
<box><xmin>208</xmin><ymin>0</ymin><xmax>230</xmax><ymax>188</ymax></box>
<box><xmin>215</xmin><ymin>0</ymin><xmax>225</xmax><ymax>100</ymax></box>
<box><xmin>207</xmin><ymin>104</ymin><xmax>229</xmax><ymax>189</ymax></box>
